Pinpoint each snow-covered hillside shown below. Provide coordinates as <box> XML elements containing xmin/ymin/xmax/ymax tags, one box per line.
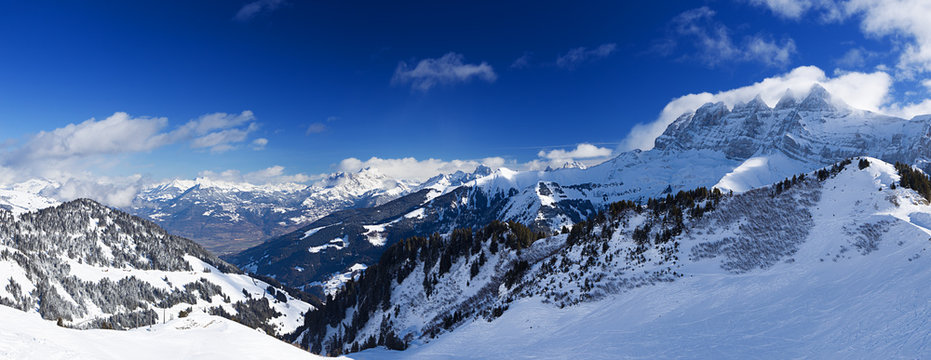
<box><xmin>296</xmin><ymin>158</ymin><xmax>931</xmax><ymax>358</ymax></box>
<box><xmin>0</xmin><ymin>199</ymin><xmax>314</xmax><ymax>336</ymax></box>
<box><xmin>0</xmin><ymin>305</ymin><xmax>343</xmax><ymax>360</ymax></box>
<box><xmin>0</xmin><ymin>180</ymin><xmax>60</xmax><ymax>215</ymax></box>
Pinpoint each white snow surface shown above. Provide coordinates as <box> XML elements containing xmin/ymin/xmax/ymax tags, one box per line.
<box><xmin>309</xmin><ymin>237</ymin><xmax>348</xmax><ymax>253</ymax></box>
<box><xmin>0</xmin><ymin>305</ymin><xmax>345</xmax><ymax>360</ymax></box>
<box><xmin>0</xmin><ymin>181</ymin><xmax>60</xmax><ymax>214</ymax></box>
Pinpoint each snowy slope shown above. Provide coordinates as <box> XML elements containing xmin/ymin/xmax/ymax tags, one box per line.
<box><xmin>300</xmin><ymin>158</ymin><xmax>931</xmax><ymax>358</ymax></box>
<box><xmin>0</xmin><ymin>180</ymin><xmax>60</xmax><ymax>214</ymax></box>
<box><xmin>0</xmin><ymin>305</ymin><xmax>345</xmax><ymax>360</ymax></box>
<box><xmin>0</xmin><ymin>199</ymin><xmax>315</xmax><ymax>336</ymax></box>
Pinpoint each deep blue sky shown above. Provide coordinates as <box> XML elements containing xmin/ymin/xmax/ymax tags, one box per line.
<box><xmin>0</xmin><ymin>0</ymin><xmax>920</xmax><ymax>182</ymax></box>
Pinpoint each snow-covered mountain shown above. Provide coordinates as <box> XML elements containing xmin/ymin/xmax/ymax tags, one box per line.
<box><xmin>128</xmin><ymin>167</ymin><xmax>419</xmax><ymax>255</ymax></box>
<box><xmin>295</xmin><ymin>158</ymin><xmax>931</xmax><ymax>358</ymax></box>
<box><xmin>0</xmin><ymin>180</ymin><xmax>61</xmax><ymax>215</ymax></box>
<box><xmin>226</xmin><ymin>163</ymin><xmax>497</xmax><ymax>294</ymax></box>
<box><xmin>0</xmin><ymin>199</ymin><xmax>314</xmax><ymax>337</ymax></box>
<box><xmin>229</xmin><ymin>85</ymin><xmax>931</xmax><ymax>295</ymax></box>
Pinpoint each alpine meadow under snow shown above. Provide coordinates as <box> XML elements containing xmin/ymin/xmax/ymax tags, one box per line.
<box><xmin>4</xmin><ymin>1</ymin><xmax>931</xmax><ymax>357</ymax></box>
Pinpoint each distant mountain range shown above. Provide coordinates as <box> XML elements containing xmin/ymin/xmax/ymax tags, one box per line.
<box><xmin>1</xmin><ymin>166</ymin><xmax>437</xmax><ymax>255</ymax></box>
<box><xmin>129</xmin><ymin>167</ymin><xmax>421</xmax><ymax>255</ymax></box>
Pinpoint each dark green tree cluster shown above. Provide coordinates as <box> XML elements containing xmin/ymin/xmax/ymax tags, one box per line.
<box><xmin>895</xmin><ymin>162</ymin><xmax>931</xmax><ymax>201</ymax></box>
<box><xmin>773</xmin><ymin>174</ymin><xmax>807</xmax><ymax>195</ymax></box>
<box><xmin>209</xmin><ymin>296</ymin><xmax>282</xmax><ymax>335</ymax></box>
<box><xmin>816</xmin><ymin>158</ymin><xmax>852</xmax><ymax>181</ymax></box>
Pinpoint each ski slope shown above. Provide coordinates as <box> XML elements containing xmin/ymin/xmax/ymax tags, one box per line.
<box><xmin>0</xmin><ymin>306</ymin><xmax>345</xmax><ymax>360</ymax></box>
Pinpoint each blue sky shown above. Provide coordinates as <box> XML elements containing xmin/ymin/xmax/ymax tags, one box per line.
<box><xmin>1</xmin><ymin>0</ymin><xmax>930</xmax><ymax>198</ymax></box>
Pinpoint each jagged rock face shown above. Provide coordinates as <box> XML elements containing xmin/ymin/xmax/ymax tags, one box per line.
<box><xmin>654</xmin><ymin>85</ymin><xmax>931</xmax><ymax>166</ymax></box>
<box><xmin>0</xmin><ymin>199</ymin><xmax>314</xmax><ymax>335</ymax></box>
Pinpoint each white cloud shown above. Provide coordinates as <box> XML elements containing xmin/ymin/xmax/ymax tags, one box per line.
<box><xmin>538</xmin><ymin>144</ymin><xmax>613</xmax><ymax>161</ymax></box>
<box><xmin>233</xmin><ymin>0</ymin><xmax>285</xmax><ymax>22</ymax></box>
<box><xmin>556</xmin><ymin>44</ymin><xmax>617</xmax><ymax>69</ymax></box>
<box><xmin>746</xmin><ymin>36</ymin><xmax>797</xmax><ymax>66</ymax></box>
<box><xmin>251</xmin><ymin>138</ymin><xmax>268</xmax><ymax>150</ymax></box>
<box><xmin>337</xmin><ymin>156</ymin><xmax>507</xmax><ymax>182</ymax></box>
<box><xmin>52</xmin><ymin>175</ymin><xmax>144</xmax><ymax>208</ymax></box>
<box><xmin>392</xmin><ymin>52</ymin><xmax>497</xmax><ymax>92</ymax></box>
<box><xmin>620</xmin><ymin>65</ymin><xmax>895</xmax><ymax>151</ymax></box>
<box><xmin>197</xmin><ymin>165</ymin><xmax>313</xmax><ymax>185</ymax></box>
<box><xmin>660</xmin><ymin>7</ymin><xmax>797</xmax><ymax>67</ymax></box>
<box><xmin>747</xmin><ymin>0</ymin><xmax>931</xmax><ymax>75</ymax></box>
<box><xmin>847</xmin><ymin>0</ymin><xmax>931</xmax><ymax>75</ymax></box>
<box><xmin>306</xmin><ymin>122</ymin><xmax>326</xmax><ymax>134</ymax></box>
<box><xmin>174</xmin><ymin>111</ymin><xmax>254</xmax><ymax>136</ymax></box>
<box><xmin>188</xmin><ymin>122</ymin><xmax>258</xmax><ymax>153</ymax></box>
<box><xmin>174</xmin><ymin>111</ymin><xmax>258</xmax><ymax>153</ymax></box>
<box><xmin>7</xmin><ymin>112</ymin><xmax>170</xmax><ymax>163</ymax></box>
<box><xmin>749</xmin><ymin>0</ymin><xmax>816</xmax><ymax>19</ymax></box>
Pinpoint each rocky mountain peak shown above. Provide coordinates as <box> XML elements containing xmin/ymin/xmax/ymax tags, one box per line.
<box><xmin>774</xmin><ymin>89</ymin><xmax>798</xmax><ymax>110</ymax></box>
<box><xmin>797</xmin><ymin>84</ymin><xmax>836</xmax><ymax>111</ymax></box>
<box><xmin>473</xmin><ymin>164</ymin><xmax>493</xmax><ymax>177</ymax></box>
<box><xmin>732</xmin><ymin>95</ymin><xmax>771</xmax><ymax>113</ymax></box>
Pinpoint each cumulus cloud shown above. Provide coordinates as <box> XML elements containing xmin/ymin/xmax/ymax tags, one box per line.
<box><xmin>233</xmin><ymin>0</ymin><xmax>285</xmax><ymax>22</ymax></box>
<box><xmin>556</xmin><ymin>44</ymin><xmax>617</xmax><ymax>69</ymax></box>
<box><xmin>619</xmin><ymin>65</ymin><xmax>896</xmax><ymax>151</ymax></box>
<box><xmin>657</xmin><ymin>7</ymin><xmax>797</xmax><ymax>67</ymax></box>
<box><xmin>392</xmin><ymin>52</ymin><xmax>497</xmax><ymax>92</ymax></box>
<box><xmin>52</xmin><ymin>175</ymin><xmax>145</xmax><ymax>208</ymax></box>
<box><xmin>4</xmin><ymin>112</ymin><xmax>170</xmax><ymax>164</ymax></box>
